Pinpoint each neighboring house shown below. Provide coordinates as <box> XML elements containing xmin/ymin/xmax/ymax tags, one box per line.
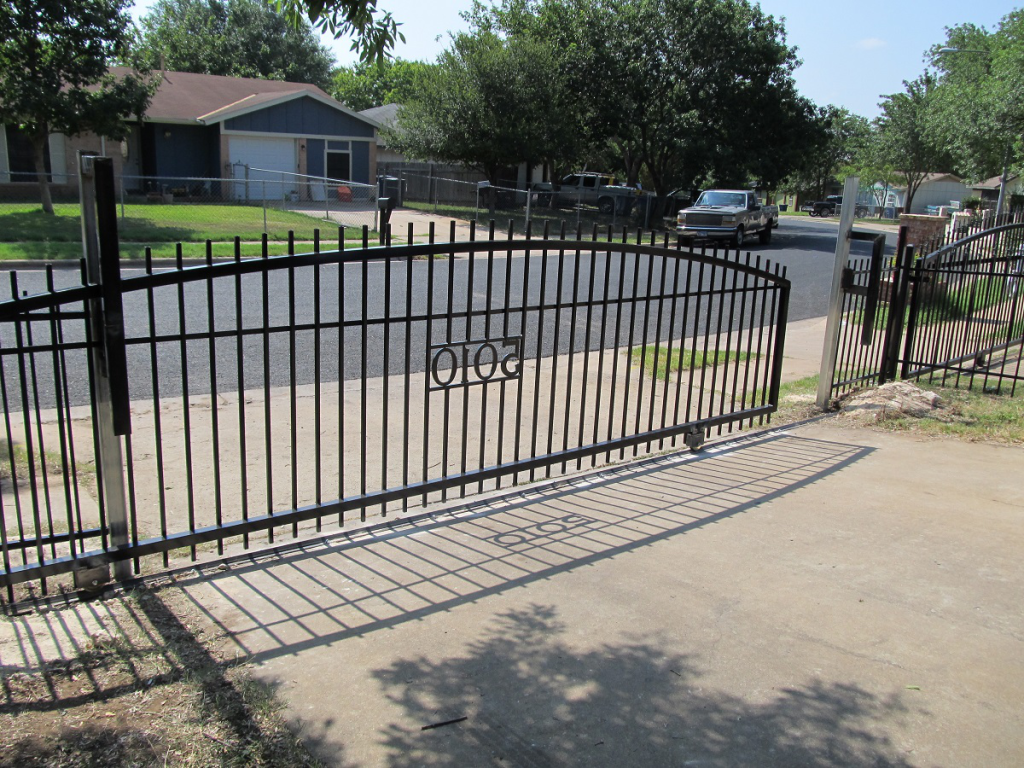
<box><xmin>359</xmin><ymin>103</ymin><xmax>404</xmax><ymax>166</ymax></box>
<box><xmin>970</xmin><ymin>173</ymin><xmax>1022</xmax><ymax>207</ymax></box>
<box><xmin>0</xmin><ymin>68</ymin><xmax>380</xmax><ymax>200</ymax></box>
<box><xmin>898</xmin><ymin>173</ymin><xmax>969</xmax><ymax>214</ymax></box>
<box><xmin>860</xmin><ymin>183</ymin><xmax>901</xmax><ymax>212</ymax></box>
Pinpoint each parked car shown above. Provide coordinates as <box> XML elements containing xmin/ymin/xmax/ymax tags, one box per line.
<box><xmin>676</xmin><ymin>189</ymin><xmax>779</xmax><ymax>246</ymax></box>
<box><xmin>802</xmin><ymin>195</ymin><xmax>869</xmax><ymax>218</ymax></box>
<box><xmin>532</xmin><ymin>172</ymin><xmax>642</xmax><ymax>215</ymax></box>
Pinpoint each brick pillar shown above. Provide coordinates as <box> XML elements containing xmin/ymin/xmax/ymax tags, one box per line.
<box><xmin>899</xmin><ymin>214</ymin><xmax>948</xmax><ymax>253</ymax></box>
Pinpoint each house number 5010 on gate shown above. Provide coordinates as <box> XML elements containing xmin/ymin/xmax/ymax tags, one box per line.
<box><xmin>428</xmin><ymin>337</ymin><xmax>523</xmax><ymax>390</ymax></box>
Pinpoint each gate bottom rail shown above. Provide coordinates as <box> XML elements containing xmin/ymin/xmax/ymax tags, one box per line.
<box><xmin>0</xmin><ymin>405</ymin><xmax>774</xmax><ymax>589</ymax></box>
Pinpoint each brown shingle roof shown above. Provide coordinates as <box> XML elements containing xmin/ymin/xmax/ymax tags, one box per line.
<box><xmin>110</xmin><ymin>67</ymin><xmax>330</xmax><ymax>123</ymax></box>
<box><xmin>918</xmin><ymin>173</ymin><xmax>962</xmax><ymax>184</ymax></box>
<box><xmin>971</xmin><ymin>173</ymin><xmax>1019</xmax><ymax>190</ymax></box>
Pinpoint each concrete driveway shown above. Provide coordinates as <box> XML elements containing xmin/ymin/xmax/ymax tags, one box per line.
<box><xmin>159</xmin><ymin>420</ymin><xmax>1024</xmax><ymax>767</ymax></box>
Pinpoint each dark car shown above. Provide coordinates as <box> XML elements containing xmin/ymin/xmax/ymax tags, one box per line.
<box><xmin>802</xmin><ymin>195</ymin><xmax>869</xmax><ymax>217</ymax></box>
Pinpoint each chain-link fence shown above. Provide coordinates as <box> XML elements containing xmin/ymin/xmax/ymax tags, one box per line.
<box><xmin>0</xmin><ymin>167</ymin><xmax>379</xmax><ymax>261</ymax></box>
<box><xmin>394</xmin><ymin>171</ymin><xmax>667</xmax><ymax>234</ymax></box>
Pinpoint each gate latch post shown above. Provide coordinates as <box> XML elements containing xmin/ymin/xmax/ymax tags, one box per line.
<box><xmin>79</xmin><ymin>152</ymin><xmax>132</xmax><ymax>583</ymax></box>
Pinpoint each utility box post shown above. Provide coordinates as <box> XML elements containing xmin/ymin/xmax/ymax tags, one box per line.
<box><xmin>816</xmin><ymin>176</ymin><xmax>860</xmax><ymax>410</ymax></box>
<box><xmin>78</xmin><ymin>153</ymin><xmax>133</xmax><ymax>583</ymax></box>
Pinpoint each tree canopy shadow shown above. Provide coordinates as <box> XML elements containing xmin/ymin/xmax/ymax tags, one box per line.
<box><xmin>0</xmin><ymin>209</ymin><xmax>192</xmax><ymax>245</ymax></box>
<box><xmin>371</xmin><ymin>604</ymin><xmax>915</xmax><ymax>768</ymax></box>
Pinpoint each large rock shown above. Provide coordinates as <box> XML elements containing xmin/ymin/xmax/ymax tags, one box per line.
<box><xmin>840</xmin><ymin>381</ymin><xmax>942</xmax><ymax>421</ymax></box>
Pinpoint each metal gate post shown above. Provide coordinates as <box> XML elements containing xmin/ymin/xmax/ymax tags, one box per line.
<box><xmin>880</xmin><ymin>228</ymin><xmax>912</xmax><ymax>382</ymax></box>
<box><xmin>816</xmin><ymin>176</ymin><xmax>859</xmax><ymax>409</ymax></box>
<box><xmin>898</xmin><ymin>247</ymin><xmax>921</xmax><ymax>380</ymax></box>
<box><xmin>78</xmin><ymin>153</ymin><xmax>132</xmax><ymax>583</ymax></box>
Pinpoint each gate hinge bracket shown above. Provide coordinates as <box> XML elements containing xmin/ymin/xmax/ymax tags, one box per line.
<box><xmin>841</xmin><ymin>266</ymin><xmax>855</xmax><ymax>292</ymax></box>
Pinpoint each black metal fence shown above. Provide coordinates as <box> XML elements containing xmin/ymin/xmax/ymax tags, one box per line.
<box><xmin>902</xmin><ymin>223</ymin><xmax>1024</xmax><ymax>392</ymax></box>
<box><xmin>0</xmin><ymin>158</ymin><xmax>790</xmax><ymax>600</ymax></box>
<box><xmin>828</xmin><ymin>214</ymin><xmax>1024</xmax><ymax>400</ymax></box>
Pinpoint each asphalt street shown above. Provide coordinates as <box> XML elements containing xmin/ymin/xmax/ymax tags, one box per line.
<box><xmin>0</xmin><ymin>216</ymin><xmax>895</xmax><ymax>408</ymax></box>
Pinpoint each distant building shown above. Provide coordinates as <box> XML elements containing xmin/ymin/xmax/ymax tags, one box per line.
<box><xmin>970</xmin><ymin>173</ymin><xmax>1022</xmax><ymax>209</ymax></box>
<box><xmin>0</xmin><ymin>68</ymin><xmax>380</xmax><ymax>199</ymax></box>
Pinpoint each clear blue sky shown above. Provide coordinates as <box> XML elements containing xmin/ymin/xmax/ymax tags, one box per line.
<box><xmin>129</xmin><ymin>0</ymin><xmax>1020</xmax><ymax>118</ymax></box>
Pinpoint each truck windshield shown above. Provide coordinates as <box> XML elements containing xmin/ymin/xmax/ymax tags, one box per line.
<box><xmin>695</xmin><ymin>192</ymin><xmax>746</xmax><ymax>207</ymax></box>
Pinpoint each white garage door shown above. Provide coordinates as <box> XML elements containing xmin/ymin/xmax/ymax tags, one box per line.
<box><xmin>229</xmin><ymin>136</ymin><xmax>297</xmax><ymax>201</ymax></box>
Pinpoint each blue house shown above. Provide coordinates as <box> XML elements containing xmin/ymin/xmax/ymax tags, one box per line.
<box><xmin>0</xmin><ymin>68</ymin><xmax>380</xmax><ymax>199</ymax></box>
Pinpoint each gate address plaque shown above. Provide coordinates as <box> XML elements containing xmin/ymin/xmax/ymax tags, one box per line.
<box><xmin>428</xmin><ymin>336</ymin><xmax>522</xmax><ymax>390</ymax></box>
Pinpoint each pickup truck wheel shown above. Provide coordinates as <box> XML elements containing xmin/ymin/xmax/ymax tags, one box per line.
<box><xmin>732</xmin><ymin>227</ymin><xmax>745</xmax><ymax>249</ymax></box>
<box><xmin>598</xmin><ymin>198</ymin><xmax>614</xmax><ymax>215</ymax></box>
<box><xmin>758</xmin><ymin>225</ymin><xmax>772</xmax><ymax>245</ymax></box>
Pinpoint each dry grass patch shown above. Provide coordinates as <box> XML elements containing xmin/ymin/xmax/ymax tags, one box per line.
<box><xmin>0</xmin><ymin>587</ymin><xmax>322</xmax><ymax>767</ymax></box>
<box><xmin>871</xmin><ymin>381</ymin><xmax>1024</xmax><ymax>443</ymax></box>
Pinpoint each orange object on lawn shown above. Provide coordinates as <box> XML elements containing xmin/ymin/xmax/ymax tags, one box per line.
<box><xmin>336</xmin><ymin>185</ymin><xmax>353</xmax><ymax>202</ymax></box>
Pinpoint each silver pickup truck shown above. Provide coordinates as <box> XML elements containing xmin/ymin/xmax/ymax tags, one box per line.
<box><xmin>676</xmin><ymin>189</ymin><xmax>779</xmax><ymax>246</ymax></box>
<box><xmin>533</xmin><ymin>172</ymin><xmax>642</xmax><ymax>215</ymax></box>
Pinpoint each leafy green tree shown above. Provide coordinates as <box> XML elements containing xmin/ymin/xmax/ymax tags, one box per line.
<box><xmin>875</xmin><ymin>75</ymin><xmax>953</xmax><ymax>214</ymax></box>
<box><xmin>928</xmin><ymin>10</ymin><xmax>1024</xmax><ymax>189</ymax></box>
<box><xmin>389</xmin><ymin>31</ymin><xmax>579</xmax><ymax>185</ymax></box>
<box><xmin>466</xmin><ymin>0</ymin><xmax>817</xmax><ymax>196</ymax></box>
<box><xmin>275</xmin><ymin>0</ymin><xmax>404</xmax><ymax>64</ymax></box>
<box><xmin>136</xmin><ymin>0</ymin><xmax>335</xmax><ymax>90</ymax></box>
<box><xmin>0</xmin><ymin>0</ymin><xmax>156</xmax><ymax>214</ymax></box>
<box><xmin>783</xmin><ymin>106</ymin><xmax>870</xmax><ymax>201</ymax></box>
<box><xmin>331</xmin><ymin>58</ymin><xmax>434</xmax><ymax>111</ymax></box>
<box><xmin>842</xmin><ymin>127</ymin><xmax>902</xmax><ymax>217</ymax></box>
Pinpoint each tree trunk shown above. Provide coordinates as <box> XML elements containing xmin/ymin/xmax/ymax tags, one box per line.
<box><xmin>904</xmin><ymin>178</ymin><xmax>920</xmax><ymax>215</ymax></box>
<box><xmin>623</xmin><ymin>155</ymin><xmax>642</xmax><ymax>187</ymax></box>
<box><xmin>31</xmin><ymin>130</ymin><xmax>54</xmax><ymax>215</ymax></box>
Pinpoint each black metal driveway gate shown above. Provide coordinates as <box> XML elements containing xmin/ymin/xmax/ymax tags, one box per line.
<box><xmin>827</xmin><ymin>215</ymin><xmax>1024</xmax><ymax>400</ymax></box>
<box><xmin>0</xmin><ymin>158</ymin><xmax>790</xmax><ymax>599</ymax></box>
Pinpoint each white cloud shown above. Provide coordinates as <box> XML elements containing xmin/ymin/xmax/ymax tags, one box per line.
<box><xmin>857</xmin><ymin>38</ymin><xmax>887</xmax><ymax>50</ymax></box>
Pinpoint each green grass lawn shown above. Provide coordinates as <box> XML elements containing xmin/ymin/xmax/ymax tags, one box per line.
<box><xmin>778</xmin><ymin>209</ymin><xmax>900</xmax><ymax>225</ymax></box>
<box><xmin>0</xmin><ymin>203</ymin><xmax>376</xmax><ymax>260</ymax></box>
<box><xmin>631</xmin><ymin>344</ymin><xmax>757</xmax><ymax>380</ymax></box>
<box><xmin>0</xmin><ymin>240</ymin><xmax>371</xmax><ymax>261</ymax></box>
<box><xmin>856</xmin><ymin>217</ymin><xmax>900</xmax><ymax>225</ymax></box>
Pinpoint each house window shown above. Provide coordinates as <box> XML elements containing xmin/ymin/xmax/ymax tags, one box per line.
<box><xmin>5</xmin><ymin>125</ymin><xmax>50</xmax><ymax>181</ymax></box>
<box><xmin>326</xmin><ymin>150</ymin><xmax>350</xmax><ymax>181</ymax></box>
